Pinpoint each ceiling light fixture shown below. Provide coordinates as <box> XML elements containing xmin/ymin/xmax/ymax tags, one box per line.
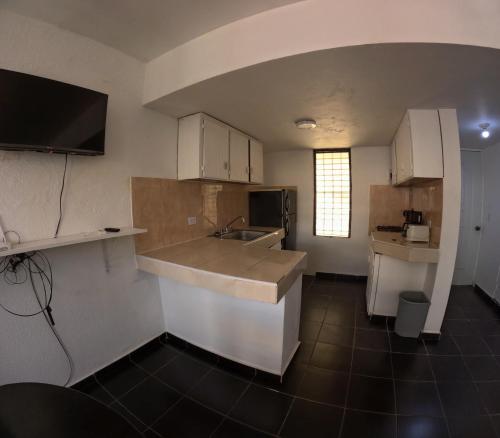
<box><xmin>479</xmin><ymin>122</ymin><xmax>491</xmax><ymax>139</ymax></box>
<box><xmin>295</xmin><ymin>119</ymin><xmax>317</xmax><ymax>130</ymax></box>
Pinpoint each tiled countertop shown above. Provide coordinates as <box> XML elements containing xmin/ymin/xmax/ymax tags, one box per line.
<box><xmin>371</xmin><ymin>231</ymin><xmax>439</xmax><ymax>263</ymax></box>
<box><xmin>136</xmin><ymin>227</ymin><xmax>307</xmax><ymax>304</ymax></box>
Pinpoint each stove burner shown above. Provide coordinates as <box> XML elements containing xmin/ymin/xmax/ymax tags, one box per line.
<box><xmin>376</xmin><ymin>225</ymin><xmax>404</xmax><ymax>232</ymax></box>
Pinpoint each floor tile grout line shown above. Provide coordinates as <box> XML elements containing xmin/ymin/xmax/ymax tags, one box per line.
<box><xmin>336</xmin><ymin>295</ymin><xmax>358</xmax><ymax>438</ymax></box>
<box><xmin>92</xmin><ymin>346</ymin><xmax>182</xmax><ymax>405</ymax></box>
<box><xmin>82</xmin><ymin>285</ymin><xmax>500</xmax><ymax>437</ymax></box>
<box><xmin>147</xmin><ymin>363</ymin><xmax>216</xmax><ymax>434</ymax></box>
<box><xmin>88</xmin><ymin>374</ymin><xmax>120</xmax><ymax>405</ymax></box>
<box><xmin>276</xmin><ymin>396</ymin><xmax>296</xmax><ymax>436</ymax></box>
<box><xmin>448</xmin><ymin>330</ymin><xmax>493</xmax><ymax>417</ymax></box>
<box><xmin>144</xmin><ymin>365</ymin><xmax>280</xmax><ymax>437</ymax></box>
<box><xmin>489</xmin><ymin>414</ymin><xmax>500</xmax><ymax>438</ymax></box>
<box><xmin>429</xmin><ymin>322</ymin><xmax>463</xmax><ymax>437</ymax></box>
<box><xmin>94</xmin><ymin>369</ymin><xmax>151</xmax><ymax>404</ymax></box>
<box><xmin>208</xmin><ymin>377</ymin><xmax>260</xmax><ymax>438</ymax></box>
<box><xmin>129</xmin><ymin>348</ymin><xmax>182</xmax><ymax>379</ymax></box>
<box><xmin>444</xmin><ymin>294</ymin><xmax>500</xmax><ymax>433</ymax></box>
<box><xmin>156</xmin><ymin>332</ymin><xmax>314</xmax><ymax>433</ymax></box>
<box><xmin>110</xmin><ymin>398</ymin><xmax>148</xmax><ymax>432</ymax></box>
<box><xmin>386</xmin><ymin>313</ymin><xmax>398</xmax><ymax>438</ymax></box>
<box><xmin>124</xmin><ymin>351</ymin><xmax>454</xmax><ymax>431</ymax></box>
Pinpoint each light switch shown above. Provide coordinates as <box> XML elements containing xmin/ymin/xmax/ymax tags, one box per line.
<box><xmin>187</xmin><ymin>216</ymin><xmax>197</xmax><ymax>225</ymax></box>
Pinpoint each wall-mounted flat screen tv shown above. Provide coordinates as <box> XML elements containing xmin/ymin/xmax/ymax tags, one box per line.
<box><xmin>0</xmin><ymin>68</ymin><xmax>108</xmax><ymax>155</ymax></box>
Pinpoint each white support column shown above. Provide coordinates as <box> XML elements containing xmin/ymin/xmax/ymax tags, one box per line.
<box><xmin>423</xmin><ymin>109</ymin><xmax>461</xmax><ymax>333</ymax></box>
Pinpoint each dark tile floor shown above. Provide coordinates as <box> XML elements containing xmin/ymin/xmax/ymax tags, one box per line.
<box><xmin>73</xmin><ymin>277</ymin><xmax>500</xmax><ymax>438</ymax></box>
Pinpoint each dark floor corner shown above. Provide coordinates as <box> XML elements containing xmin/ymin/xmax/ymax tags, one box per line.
<box><xmin>72</xmin><ymin>276</ymin><xmax>500</xmax><ymax>437</ymax></box>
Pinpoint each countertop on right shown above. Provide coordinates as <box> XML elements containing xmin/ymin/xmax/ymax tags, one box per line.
<box><xmin>370</xmin><ymin>231</ymin><xmax>440</xmax><ymax>263</ymax></box>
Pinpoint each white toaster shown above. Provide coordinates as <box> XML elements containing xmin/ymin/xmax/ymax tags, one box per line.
<box><xmin>405</xmin><ymin>225</ymin><xmax>430</xmax><ymax>242</ymax></box>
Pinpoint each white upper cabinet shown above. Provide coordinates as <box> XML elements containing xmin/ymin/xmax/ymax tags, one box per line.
<box><xmin>202</xmin><ymin>117</ymin><xmax>229</xmax><ymax>180</ymax></box>
<box><xmin>177</xmin><ymin>113</ymin><xmax>263</xmax><ymax>184</ymax></box>
<box><xmin>250</xmin><ymin>139</ymin><xmax>264</xmax><ymax>184</ymax></box>
<box><xmin>229</xmin><ymin>130</ymin><xmax>249</xmax><ymax>182</ymax></box>
<box><xmin>392</xmin><ymin>109</ymin><xmax>444</xmax><ymax>186</ymax></box>
<box><xmin>390</xmin><ymin>139</ymin><xmax>398</xmax><ymax>185</ymax></box>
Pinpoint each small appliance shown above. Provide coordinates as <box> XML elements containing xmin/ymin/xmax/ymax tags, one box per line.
<box><xmin>402</xmin><ymin>209</ymin><xmax>423</xmax><ymax>236</ymax></box>
<box><xmin>405</xmin><ymin>225</ymin><xmax>430</xmax><ymax>243</ymax></box>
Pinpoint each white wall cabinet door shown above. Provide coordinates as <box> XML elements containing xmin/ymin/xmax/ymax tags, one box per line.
<box><xmin>395</xmin><ymin>113</ymin><xmax>413</xmax><ymax>184</ymax></box>
<box><xmin>392</xmin><ymin>109</ymin><xmax>443</xmax><ymax>186</ymax></box>
<box><xmin>229</xmin><ymin>130</ymin><xmax>249</xmax><ymax>182</ymax></box>
<box><xmin>390</xmin><ymin>139</ymin><xmax>398</xmax><ymax>185</ymax></box>
<box><xmin>202</xmin><ymin>117</ymin><xmax>229</xmax><ymax>180</ymax></box>
<box><xmin>250</xmin><ymin>139</ymin><xmax>264</xmax><ymax>184</ymax></box>
<box><xmin>178</xmin><ymin>113</ymin><xmax>263</xmax><ymax>183</ymax></box>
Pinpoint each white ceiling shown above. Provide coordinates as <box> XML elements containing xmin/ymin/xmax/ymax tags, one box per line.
<box><xmin>1</xmin><ymin>0</ymin><xmax>302</xmax><ymax>61</ymax></box>
<box><xmin>147</xmin><ymin>43</ymin><xmax>500</xmax><ymax>151</ymax></box>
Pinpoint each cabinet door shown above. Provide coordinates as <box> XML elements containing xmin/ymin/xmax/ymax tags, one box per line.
<box><xmin>395</xmin><ymin>113</ymin><xmax>413</xmax><ymax>184</ymax></box>
<box><xmin>409</xmin><ymin>109</ymin><xmax>443</xmax><ymax>179</ymax></box>
<box><xmin>202</xmin><ymin>117</ymin><xmax>229</xmax><ymax>180</ymax></box>
<box><xmin>250</xmin><ymin>139</ymin><xmax>264</xmax><ymax>184</ymax></box>
<box><xmin>390</xmin><ymin>139</ymin><xmax>397</xmax><ymax>185</ymax></box>
<box><xmin>229</xmin><ymin>130</ymin><xmax>249</xmax><ymax>182</ymax></box>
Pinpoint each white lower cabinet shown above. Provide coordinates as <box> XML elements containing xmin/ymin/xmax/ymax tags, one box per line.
<box><xmin>159</xmin><ymin>274</ymin><xmax>302</xmax><ymax>376</ymax></box>
<box><xmin>366</xmin><ymin>250</ymin><xmax>428</xmax><ymax>316</ymax></box>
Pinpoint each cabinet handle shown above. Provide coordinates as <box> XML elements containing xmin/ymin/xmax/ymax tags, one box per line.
<box><xmin>223</xmin><ymin>162</ymin><xmax>228</xmax><ymax>170</ymax></box>
<box><xmin>245</xmin><ymin>166</ymin><xmax>249</xmax><ymax>174</ymax></box>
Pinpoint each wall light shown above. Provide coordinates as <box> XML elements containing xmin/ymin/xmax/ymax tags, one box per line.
<box><xmin>479</xmin><ymin>123</ymin><xmax>490</xmax><ymax>139</ymax></box>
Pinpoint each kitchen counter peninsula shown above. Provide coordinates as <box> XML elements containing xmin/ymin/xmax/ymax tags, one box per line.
<box><xmin>136</xmin><ymin>227</ymin><xmax>307</xmax><ymax>376</ymax></box>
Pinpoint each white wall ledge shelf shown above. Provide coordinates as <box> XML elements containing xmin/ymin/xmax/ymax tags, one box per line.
<box><xmin>0</xmin><ymin>227</ymin><xmax>146</xmax><ymax>257</ymax></box>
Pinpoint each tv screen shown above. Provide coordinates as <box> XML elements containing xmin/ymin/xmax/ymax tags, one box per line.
<box><xmin>0</xmin><ymin>68</ymin><xmax>108</xmax><ymax>155</ymax></box>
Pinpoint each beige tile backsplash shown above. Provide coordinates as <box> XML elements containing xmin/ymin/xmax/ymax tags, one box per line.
<box><xmin>410</xmin><ymin>180</ymin><xmax>443</xmax><ymax>246</ymax></box>
<box><xmin>369</xmin><ymin>180</ymin><xmax>443</xmax><ymax>246</ymax></box>
<box><xmin>131</xmin><ymin>177</ymin><xmax>249</xmax><ymax>254</ymax></box>
<box><xmin>369</xmin><ymin>185</ymin><xmax>411</xmax><ymax>233</ymax></box>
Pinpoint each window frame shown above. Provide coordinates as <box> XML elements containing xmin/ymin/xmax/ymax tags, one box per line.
<box><xmin>313</xmin><ymin>148</ymin><xmax>352</xmax><ymax>239</ymax></box>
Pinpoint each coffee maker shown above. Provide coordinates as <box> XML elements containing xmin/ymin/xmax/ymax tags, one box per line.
<box><xmin>402</xmin><ymin>209</ymin><xmax>423</xmax><ymax>236</ymax></box>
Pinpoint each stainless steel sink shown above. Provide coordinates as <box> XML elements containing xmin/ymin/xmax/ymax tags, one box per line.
<box><xmin>219</xmin><ymin>230</ymin><xmax>267</xmax><ymax>241</ymax></box>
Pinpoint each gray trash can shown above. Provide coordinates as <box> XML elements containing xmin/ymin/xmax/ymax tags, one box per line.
<box><xmin>394</xmin><ymin>291</ymin><xmax>430</xmax><ymax>338</ymax></box>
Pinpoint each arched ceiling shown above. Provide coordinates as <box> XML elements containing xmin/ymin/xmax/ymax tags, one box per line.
<box><xmin>143</xmin><ymin>0</ymin><xmax>500</xmax><ymax>103</ymax></box>
<box><xmin>146</xmin><ymin>43</ymin><xmax>500</xmax><ymax>150</ymax></box>
<box><xmin>0</xmin><ymin>0</ymin><xmax>302</xmax><ymax>61</ymax></box>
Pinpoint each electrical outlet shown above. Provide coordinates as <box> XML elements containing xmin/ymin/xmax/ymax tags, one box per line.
<box><xmin>187</xmin><ymin>216</ymin><xmax>197</xmax><ymax>226</ymax></box>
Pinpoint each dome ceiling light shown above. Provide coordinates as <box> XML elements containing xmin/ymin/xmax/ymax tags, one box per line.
<box><xmin>295</xmin><ymin>119</ymin><xmax>317</xmax><ymax>129</ymax></box>
<box><xmin>479</xmin><ymin>122</ymin><xmax>491</xmax><ymax>139</ymax></box>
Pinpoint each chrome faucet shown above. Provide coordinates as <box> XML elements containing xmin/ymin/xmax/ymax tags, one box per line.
<box><xmin>217</xmin><ymin>215</ymin><xmax>245</xmax><ymax>236</ymax></box>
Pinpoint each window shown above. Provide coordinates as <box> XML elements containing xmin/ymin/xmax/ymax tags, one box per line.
<box><xmin>314</xmin><ymin>149</ymin><xmax>351</xmax><ymax>238</ymax></box>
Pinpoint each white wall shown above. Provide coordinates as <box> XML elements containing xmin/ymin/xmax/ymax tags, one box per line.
<box><xmin>0</xmin><ymin>11</ymin><xmax>177</xmax><ymax>385</ymax></box>
<box><xmin>475</xmin><ymin>143</ymin><xmax>500</xmax><ymax>298</ymax></box>
<box><xmin>264</xmin><ymin>146</ymin><xmax>391</xmax><ymax>275</ymax></box>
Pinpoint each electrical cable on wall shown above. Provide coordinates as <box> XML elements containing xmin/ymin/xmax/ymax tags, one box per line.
<box><xmin>54</xmin><ymin>153</ymin><xmax>69</xmax><ymax>238</ymax></box>
<box><xmin>0</xmin><ymin>249</ymin><xmax>74</xmax><ymax>386</ymax></box>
